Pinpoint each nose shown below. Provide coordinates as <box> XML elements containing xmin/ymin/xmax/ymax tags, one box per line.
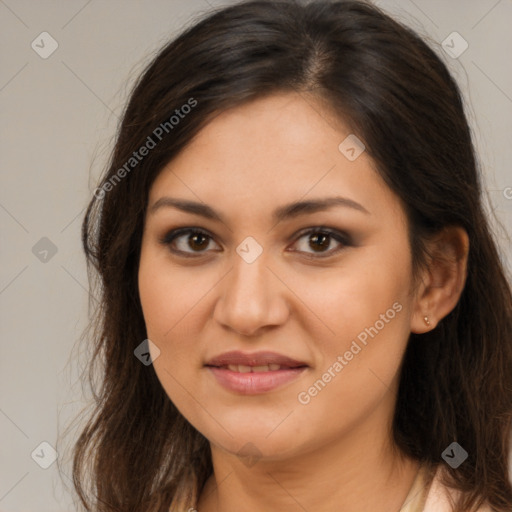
<box><xmin>213</xmin><ymin>249</ymin><xmax>290</xmax><ymax>337</ymax></box>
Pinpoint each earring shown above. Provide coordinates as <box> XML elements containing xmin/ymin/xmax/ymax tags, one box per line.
<box><xmin>424</xmin><ymin>316</ymin><xmax>431</xmax><ymax>326</ymax></box>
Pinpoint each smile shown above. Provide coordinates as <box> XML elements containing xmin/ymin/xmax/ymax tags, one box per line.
<box><xmin>220</xmin><ymin>363</ymin><xmax>288</xmax><ymax>372</ymax></box>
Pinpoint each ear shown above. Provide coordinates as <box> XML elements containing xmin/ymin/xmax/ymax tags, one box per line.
<box><xmin>410</xmin><ymin>226</ymin><xmax>469</xmax><ymax>334</ymax></box>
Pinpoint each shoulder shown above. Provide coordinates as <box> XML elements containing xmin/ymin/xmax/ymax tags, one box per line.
<box><xmin>424</xmin><ymin>466</ymin><xmax>493</xmax><ymax>512</ymax></box>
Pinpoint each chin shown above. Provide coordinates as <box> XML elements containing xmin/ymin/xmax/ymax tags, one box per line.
<box><xmin>204</xmin><ymin>423</ymin><xmax>309</xmax><ymax>463</ymax></box>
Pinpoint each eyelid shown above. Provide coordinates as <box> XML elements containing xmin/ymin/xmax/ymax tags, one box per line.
<box><xmin>160</xmin><ymin>226</ymin><xmax>214</xmax><ymax>242</ymax></box>
<box><xmin>159</xmin><ymin>227</ymin><xmax>222</xmax><ymax>257</ymax></box>
<box><xmin>286</xmin><ymin>226</ymin><xmax>351</xmax><ymax>257</ymax></box>
<box><xmin>159</xmin><ymin>225</ymin><xmax>351</xmax><ymax>258</ymax></box>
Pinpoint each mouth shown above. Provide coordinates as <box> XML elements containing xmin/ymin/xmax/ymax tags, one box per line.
<box><xmin>205</xmin><ymin>350</ymin><xmax>308</xmax><ymax>369</ymax></box>
<box><xmin>207</xmin><ymin>363</ymin><xmax>307</xmax><ymax>373</ymax></box>
<box><xmin>204</xmin><ymin>351</ymin><xmax>309</xmax><ymax>394</ymax></box>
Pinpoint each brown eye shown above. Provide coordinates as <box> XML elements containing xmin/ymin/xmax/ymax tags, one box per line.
<box><xmin>308</xmin><ymin>232</ymin><xmax>332</xmax><ymax>252</ymax></box>
<box><xmin>291</xmin><ymin>228</ymin><xmax>351</xmax><ymax>257</ymax></box>
<box><xmin>160</xmin><ymin>228</ymin><xmax>221</xmax><ymax>256</ymax></box>
<box><xmin>187</xmin><ymin>232</ymin><xmax>209</xmax><ymax>251</ymax></box>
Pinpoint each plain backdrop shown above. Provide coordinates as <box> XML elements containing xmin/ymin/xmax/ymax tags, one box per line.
<box><xmin>1</xmin><ymin>1</ymin><xmax>511</xmax><ymax>510</ymax></box>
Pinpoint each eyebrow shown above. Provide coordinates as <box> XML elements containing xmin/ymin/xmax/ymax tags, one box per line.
<box><xmin>148</xmin><ymin>195</ymin><xmax>370</xmax><ymax>223</ymax></box>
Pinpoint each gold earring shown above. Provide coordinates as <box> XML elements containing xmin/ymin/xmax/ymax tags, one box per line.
<box><xmin>424</xmin><ymin>316</ymin><xmax>431</xmax><ymax>326</ymax></box>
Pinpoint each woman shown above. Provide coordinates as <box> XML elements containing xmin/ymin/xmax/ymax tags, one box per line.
<box><xmin>70</xmin><ymin>1</ymin><xmax>512</xmax><ymax>511</ymax></box>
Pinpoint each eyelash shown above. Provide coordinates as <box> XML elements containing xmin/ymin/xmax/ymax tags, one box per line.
<box><xmin>159</xmin><ymin>226</ymin><xmax>352</xmax><ymax>259</ymax></box>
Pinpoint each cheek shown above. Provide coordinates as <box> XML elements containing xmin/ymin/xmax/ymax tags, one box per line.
<box><xmin>138</xmin><ymin>251</ymin><xmax>206</xmax><ymax>419</ymax></box>
<box><xmin>290</xmin><ymin>242</ymin><xmax>412</xmax><ymax>344</ymax></box>
<box><xmin>293</xmin><ymin>275</ymin><xmax>411</xmax><ymax>446</ymax></box>
<box><xmin>138</xmin><ymin>249</ymin><xmax>211</xmax><ymax>341</ymax></box>
<box><xmin>138</xmin><ymin>248</ymin><xmax>222</xmax><ymax>402</ymax></box>
<box><xmin>291</xmin><ymin>242</ymin><xmax>413</xmax><ymax>398</ymax></box>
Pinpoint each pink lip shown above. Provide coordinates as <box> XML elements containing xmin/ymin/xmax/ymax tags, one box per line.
<box><xmin>204</xmin><ymin>350</ymin><xmax>309</xmax><ymax>395</ymax></box>
<box><xmin>207</xmin><ymin>366</ymin><xmax>307</xmax><ymax>394</ymax></box>
<box><xmin>205</xmin><ymin>350</ymin><xmax>308</xmax><ymax>368</ymax></box>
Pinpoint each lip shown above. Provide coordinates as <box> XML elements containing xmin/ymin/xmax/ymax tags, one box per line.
<box><xmin>205</xmin><ymin>350</ymin><xmax>308</xmax><ymax>368</ymax></box>
<box><xmin>205</xmin><ymin>350</ymin><xmax>309</xmax><ymax>395</ymax></box>
<box><xmin>207</xmin><ymin>366</ymin><xmax>308</xmax><ymax>394</ymax></box>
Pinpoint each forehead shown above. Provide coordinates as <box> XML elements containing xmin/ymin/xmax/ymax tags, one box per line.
<box><xmin>148</xmin><ymin>92</ymin><xmax>400</xmax><ymax>221</ymax></box>
<box><xmin>175</xmin><ymin>92</ymin><xmax>349</xmax><ymax>173</ymax></box>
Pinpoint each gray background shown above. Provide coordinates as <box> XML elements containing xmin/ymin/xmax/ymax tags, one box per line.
<box><xmin>1</xmin><ymin>1</ymin><xmax>511</xmax><ymax>511</ymax></box>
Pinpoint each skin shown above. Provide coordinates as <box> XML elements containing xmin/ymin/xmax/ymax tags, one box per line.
<box><xmin>138</xmin><ymin>92</ymin><xmax>469</xmax><ymax>512</ymax></box>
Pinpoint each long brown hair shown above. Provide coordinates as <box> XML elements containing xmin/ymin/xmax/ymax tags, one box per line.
<box><xmin>65</xmin><ymin>1</ymin><xmax>512</xmax><ymax>510</ymax></box>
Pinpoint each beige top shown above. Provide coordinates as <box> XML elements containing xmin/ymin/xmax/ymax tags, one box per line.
<box><xmin>401</xmin><ymin>463</ymin><xmax>493</xmax><ymax>512</ymax></box>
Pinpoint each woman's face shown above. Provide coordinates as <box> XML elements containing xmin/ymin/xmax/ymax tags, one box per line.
<box><xmin>138</xmin><ymin>92</ymin><xmax>421</xmax><ymax>462</ymax></box>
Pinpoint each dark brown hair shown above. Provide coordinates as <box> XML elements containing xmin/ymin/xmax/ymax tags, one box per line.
<box><xmin>66</xmin><ymin>1</ymin><xmax>512</xmax><ymax>510</ymax></box>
